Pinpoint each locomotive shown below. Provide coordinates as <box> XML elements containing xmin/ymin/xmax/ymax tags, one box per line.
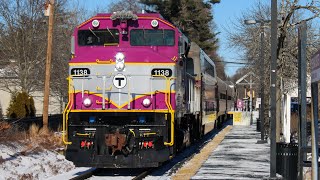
<box><xmin>63</xmin><ymin>11</ymin><xmax>234</xmax><ymax>168</ymax></box>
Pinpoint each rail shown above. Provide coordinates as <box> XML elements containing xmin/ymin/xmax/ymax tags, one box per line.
<box><xmin>4</xmin><ymin>114</ymin><xmax>62</xmax><ymax>130</ymax></box>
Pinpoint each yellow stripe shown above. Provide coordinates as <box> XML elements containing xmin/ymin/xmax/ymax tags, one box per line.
<box><xmin>144</xmin><ymin>132</ymin><xmax>157</xmax><ymax>136</ymax></box>
<box><xmin>139</xmin><ymin>17</ymin><xmax>175</xmax><ymax>28</ymax></box>
<box><xmin>77</xmin><ymin>16</ymin><xmax>111</xmax><ymax>28</ymax></box>
<box><xmin>70</xmin><ymin>109</ymin><xmax>173</xmax><ymax>113</ymax></box>
<box><xmin>76</xmin><ymin>133</ymin><xmax>90</xmax><ymax>136</ymax></box>
<box><xmin>69</xmin><ymin>62</ymin><xmax>176</xmax><ymax>66</ymax></box>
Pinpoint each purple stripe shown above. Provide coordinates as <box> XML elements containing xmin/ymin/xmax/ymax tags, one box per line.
<box><xmin>72</xmin><ymin>92</ymin><xmax>176</xmax><ymax>110</ymax></box>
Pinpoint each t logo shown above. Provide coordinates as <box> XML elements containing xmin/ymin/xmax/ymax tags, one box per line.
<box><xmin>113</xmin><ymin>74</ymin><xmax>127</xmax><ymax>89</ymax></box>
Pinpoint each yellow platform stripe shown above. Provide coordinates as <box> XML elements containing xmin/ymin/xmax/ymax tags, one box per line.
<box><xmin>171</xmin><ymin>125</ymin><xmax>233</xmax><ymax>180</ymax></box>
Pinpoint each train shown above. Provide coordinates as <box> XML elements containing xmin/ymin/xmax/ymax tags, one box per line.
<box><xmin>63</xmin><ymin>11</ymin><xmax>234</xmax><ymax>168</ymax></box>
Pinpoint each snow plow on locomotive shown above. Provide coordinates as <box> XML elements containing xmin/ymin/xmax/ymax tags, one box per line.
<box><xmin>63</xmin><ymin>11</ymin><xmax>234</xmax><ymax>168</ymax></box>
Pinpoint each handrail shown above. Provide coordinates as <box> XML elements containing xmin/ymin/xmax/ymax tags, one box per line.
<box><xmin>152</xmin><ymin>75</ymin><xmax>176</xmax><ymax>146</ymax></box>
<box><xmin>96</xmin><ymin>59</ymin><xmax>113</xmax><ymax>64</ymax></box>
<box><xmin>62</xmin><ymin>77</ymin><xmax>73</xmax><ymax>145</ymax></box>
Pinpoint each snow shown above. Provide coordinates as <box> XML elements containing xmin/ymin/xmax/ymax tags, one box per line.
<box><xmin>48</xmin><ymin>167</ymin><xmax>93</xmax><ymax>180</ymax></box>
<box><xmin>2</xmin><ymin>111</ymin><xmax>312</xmax><ymax>179</ymax></box>
<box><xmin>0</xmin><ymin>143</ymin><xmax>75</xmax><ymax>180</ymax></box>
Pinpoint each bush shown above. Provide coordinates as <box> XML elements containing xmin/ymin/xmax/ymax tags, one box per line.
<box><xmin>6</xmin><ymin>91</ymin><xmax>36</xmax><ymax>118</ymax></box>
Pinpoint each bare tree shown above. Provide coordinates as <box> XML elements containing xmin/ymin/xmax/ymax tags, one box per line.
<box><xmin>108</xmin><ymin>0</ymin><xmax>142</xmax><ymax>13</ymax></box>
<box><xmin>0</xmin><ymin>0</ymin><xmax>87</xmax><ymax>114</ymax></box>
<box><xmin>227</xmin><ymin>0</ymin><xmax>320</xmax><ymax>138</ymax></box>
<box><xmin>0</xmin><ymin>0</ymin><xmax>47</xmax><ymax>94</ymax></box>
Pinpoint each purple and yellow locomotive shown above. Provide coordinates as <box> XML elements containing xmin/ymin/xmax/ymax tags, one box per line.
<box><xmin>63</xmin><ymin>11</ymin><xmax>234</xmax><ymax>168</ymax></box>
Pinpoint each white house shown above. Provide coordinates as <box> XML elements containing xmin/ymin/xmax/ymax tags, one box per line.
<box><xmin>0</xmin><ymin>65</ymin><xmax>62</xmax><ymax>117</ymax></box>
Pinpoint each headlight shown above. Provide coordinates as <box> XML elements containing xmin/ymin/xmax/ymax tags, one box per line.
<box><xmin>115</xmin><ymin>52</ymin><xmax>125</xmax><ymax>71</ymax></box>
<box><xmin>83</xmin><ymin>98</ymin><xmax>92</xmax><ymax>107</ymax></box>
<box><xmin>115</xmin><ymin>52</ymin><xmax>125</xmax><ymax>61</ymax></box>
<box><xmin>115</xmin><ymin>61</ymin><xmax>125</xmax><ymax>71</ymax></box>
<box><xmin>142</xmin><ymin>98</ymin><xmax>152</xmax><ymax>107</ymax></box>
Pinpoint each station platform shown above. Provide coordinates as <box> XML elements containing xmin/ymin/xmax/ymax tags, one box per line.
<box><xmin>192</xmin><ymin>111</ymin><xmax>271</xmax><ymax>179</ymax></box>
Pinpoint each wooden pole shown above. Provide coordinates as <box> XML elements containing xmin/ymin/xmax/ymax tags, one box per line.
<box><xmin>43</xmin><ymin>0</ymin><xmax>54</xmax><ymax>131</ymax></box>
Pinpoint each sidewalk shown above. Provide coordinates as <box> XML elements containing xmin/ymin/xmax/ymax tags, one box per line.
<box><xmin>192</xmin><ymin>112</ymin><xmax>271</xmax><ymax>179</ymax></box>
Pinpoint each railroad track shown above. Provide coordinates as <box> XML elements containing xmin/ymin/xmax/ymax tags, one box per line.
<box><xmin>68</xmin><ymin>121</ymin><xmax>233</xmax><ymax>180</ymax></box>
<box><xmin>70</xmin><ymin>168</ymin><xmax>98</xmax><ymax>180</ymax></box>
<box><xmin>3</xmin><ymin>114</ymin><xmax>62</xmax><ymax>131</ymax></box>
<box><xmin>70</xmin><ymin>168</ymin><xmax>154</xmax><ymax>180</ymax></box>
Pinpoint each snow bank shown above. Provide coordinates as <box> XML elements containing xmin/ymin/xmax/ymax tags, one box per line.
<box><xmin>0</xmin><ymin>143</ymin><xmax>74</xmax><ymax>180</ymax></box>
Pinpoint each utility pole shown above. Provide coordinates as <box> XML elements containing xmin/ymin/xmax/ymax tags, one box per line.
<box><xmin>259</xmin><ymin>22</ymin><xmax>266</xmax><ymax>143</ymax></box>
<box><xmin>243</xmin><ymin>19</ymin><xmax>269</xmax><ymax>143</ymax></box>
<box><xmin>270</xmin><ymin>0</ymin><xmax>277</xmax><ymax>178</ymax></box>
<box><xmin>43</xmin><ymin>0</ymin><xmax>54</xmax><ymax>132</ymax></box>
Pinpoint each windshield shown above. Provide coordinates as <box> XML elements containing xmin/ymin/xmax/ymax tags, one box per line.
<box><xmin>78</xmin><ymin>29</ymin><xmax>119</xmax><ymax>46</ymax></box>
<box><xmin>130</xmin><ymin>29</ymin><xmax>175</xmax><ymax>46</ymax></box>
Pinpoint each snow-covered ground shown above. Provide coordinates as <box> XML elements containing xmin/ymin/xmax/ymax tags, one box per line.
<box><xmin>0</xmin><ymin>143</ymin><xmax>77</xmax><ymax>180</ymax></box>
<box><xmin>3</xmin><ymin>111</ymin><xmax>313</xmax><ymax>179</ymax></box>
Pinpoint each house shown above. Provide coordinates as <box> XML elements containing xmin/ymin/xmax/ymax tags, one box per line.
<box><xmin>0</xmin><ymin>63</ymin><xmax>62</xmax><ymax>117</ymax></box>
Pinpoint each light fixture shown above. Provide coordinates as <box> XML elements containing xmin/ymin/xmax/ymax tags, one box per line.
<box><xmin>244</xmin><ymin>20</ymin><xmax>257</xmax><ymax>25</ymax></box>
<box><xmin>115</xmin><ymin>52</ymin><xmax>125</xmax><ymax>71</ymax></box>
<box><xmin>92</xmin><ymin>19</ymin><xmax>100</xmax><ymax>28</ymax></box>
<box><xmin>115</xmin><ymin>61</ymin><xmax>125</xmax><ymax>71</ymax></box>
<box><xmin>142</xmin><ymin>98</ymin><xmax>151</xmax><ymax>107</ymax></box>
<box><xmin>115</xmin><ymin>52</ymin><xmax>125</xmax><ymax>61</ymax></box>
<box><xmin>151</xmin><ymin>19</ymin><xmax>159</xmax><ymax>28</ymax></box>
<box><xmin>83</xmin><ymin>98</ymin><xmax>92</xmax><ymax>107</ymax></box>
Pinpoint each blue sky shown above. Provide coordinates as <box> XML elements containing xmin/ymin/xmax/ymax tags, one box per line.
<box><xmin>79</xmin><ymin>0</ymin><xmax>257</xmax><ymax>76</ymax></box>
<box><xmin>214</xmin><ymin>0</ymin><xmax>265</xmax><ymax>76</ymax></box>
<box><xmin>77</xmin><ymin>0</ymin><xmax>313</xmax><ymax>76</ymax></box>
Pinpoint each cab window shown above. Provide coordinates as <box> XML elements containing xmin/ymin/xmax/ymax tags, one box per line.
<box><xmin>78</xmin><ymin>29</ymin><xmax>119</xmax><ymax>46</ymax></box>
<box><xmin>130</xmin><ymin>29</ymin><xmax>175</xmax><ymax>46</ymax></box>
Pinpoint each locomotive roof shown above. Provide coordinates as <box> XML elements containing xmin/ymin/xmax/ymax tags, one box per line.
<box><xmin>96</xmin><ymin>12</ymin><xmax>163</xmax><ymax>18</ymax></box>
<box><xmin>77</xmin><ymin>12</ymin><xmax>174</xmax><ymax>29</ymax></box>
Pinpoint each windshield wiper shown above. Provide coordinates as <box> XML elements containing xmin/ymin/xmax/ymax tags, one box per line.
<box><xmin>89</xmin><ymin>27</ymin><xmax>100</xmax><ymax>42</ymax></box>
<box><xmin>106</xmin><ymin>27</ymin><xmax>116</xmax><ymax>40</ymax></box>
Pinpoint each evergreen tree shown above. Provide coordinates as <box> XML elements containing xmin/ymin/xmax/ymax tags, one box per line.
<box><xmin>140</xmin><ymin>0</ymin><xmax>219</xmax><ymax>52</ymax></box>
<box><xmin>140</xmin><ymin>0</ymin><xmax>226</xmax><ymax>78</ymax></box>
<box><xmin>6</xmin><ymin>91</ymin><xmax>36</xmax><ymax>118</ymax></box>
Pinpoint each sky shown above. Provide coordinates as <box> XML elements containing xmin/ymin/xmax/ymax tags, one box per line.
<box><xmin>213</xmin><ymin>0</ymin><xmax>267</xmax><ymax>76</ymax></box>
<box><xmin>79</xmin><ymin>0</ymin><xmax>259</xmax><ymax>76</ymax></box>
<box><xmin>76</xmin><ymin>0</ymin><xmax>311</xmax><ymax>77</ymax></box>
